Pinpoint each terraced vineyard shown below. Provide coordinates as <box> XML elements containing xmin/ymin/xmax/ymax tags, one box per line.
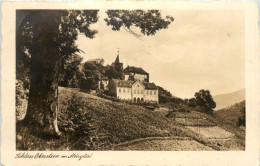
<box><xmin>168</xmin><ymin>111</ymin><xmax>216</xmax><ymax>127</ymax></box>
<box><xmin>175</xmin><ymin>118</ymin><xmax>216</xmax><ymax>127</ymax></box>
<box><xmin>186</xmin><ymin>126</ymin><xmax>234</xmax><ymax>140</ymax></box>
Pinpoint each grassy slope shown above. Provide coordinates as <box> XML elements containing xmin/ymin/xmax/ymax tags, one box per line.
<box><xmin>16</xmin><ymin>87</ymin><xmax>245</xmax><ymax>151</ymax></box>
<box><xmin>59</xmin><ymin>87</ymin><xmax>184</xmax><ymax>144</ymax></box>
<box><xmin>214</xmin><ymin>100</ymin><xmax>245</xmax><ymax>126</ymax></box>
<box><xmin>17</xmin><ymin>87</ymin><xmax>186</xmax><ymax>150</ymax></box>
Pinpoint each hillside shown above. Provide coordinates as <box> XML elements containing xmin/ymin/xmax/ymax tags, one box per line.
<box><xmin>59</xmin><ymin>88</ymin><xmax>179</xmax><ymax>146</ymax></box>
<box><xmin>214</xmin><ymin>100</ymin><xmax>245</xmax><ymax>127</ymax></box>
<box><xmin>17</xmin><ymin>87</ymin><xmax>186</xmax><ymax>150</ymax></box>
<box><xmin>16</xmin><ymin>87</ymin><xmax>245</xmax><ymax>151</ymax></box>
<box><xmin>213</xmin><ymin>89</ymin><xmax>245</xmax><ymax>110</ymax></box>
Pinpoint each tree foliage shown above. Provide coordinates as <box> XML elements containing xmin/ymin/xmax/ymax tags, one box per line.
<box><xmin>80</xmin><ymin>62</ymin><xmax>101</xmax><ymax>91</ymax></box>
<box><xmin>105</xmin><ymin>66</ymin><xmax>124</xmax><ymax>80</ymax></box>
<box><xmin>187</xmin><ymin>98</ymin><xmax>197</xmax><ymax>107</ymax></box>
<box><xmin>157</xmin><ymin>86</ymin><xmax>172</xmax><ymax>103</ymax></box>
<box><xmin>194</xmin><ymin>89</ymin><xmax>216</xmax><ymax>111</ymax></box>
<box><xmin>105</xmin><ymin>10</ymin><xmax>174</xmax><ymax>36</ymax></box>
<box><xmin>59</xmin><ymin>54</ymin><xmax>83</xmax><ymax>88</ymax></box>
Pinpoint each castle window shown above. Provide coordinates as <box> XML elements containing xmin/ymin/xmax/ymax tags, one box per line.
<box><xmin>147</xmin><ymin>91</ymin><xmax>149</xmax><ymax>95</ymax></box>
<box><xmin>123</xmin><ymin>89</ymin><xmax>125</xmax><ymax>93</ymax></box>
<box><xmin>128</xmin><ymin>89</ymin><xmax>130</xmax><ymax>93</ymax></box>
<box><xmin>134</xmin><ymin>90</ymin><xmax>136</xmax><ymax>94</ymax></box>
<box><xmin>119</xmin><ymin>88</ymin><xmax>121</xmax><ymax>93</ymax></box>
<box><xmin>137</xmin><ymin>90</ymin><xmax>140</xmax><ymax>94</ymax></box>
<box><xmin>141</xmin><ymin>90</ymin><xmax>143</xmax><ymax>94</ymax></box>
<box><xmin>150</xmin><ymin>91</ymin><xmax>152</xmax><ymax>95</ymax></box>
<box><xmin>137</xmin><ymin>85</ymin><xmax>139</xmax><ymax>87</ymax></box>
<box><xmin>154</xmin><ymin>91</ymin><xmax>156</xmax><ymax>95</ymax></box>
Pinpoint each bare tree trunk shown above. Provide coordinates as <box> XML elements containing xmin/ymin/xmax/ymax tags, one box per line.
<box><xmin>24</xmin><ymin>54</ymin><xmax>61</xmax><ymax>136</ymax></box>
<box><xmin>23</xmin><ymin>11</ymin><xmax>63</xmax><ymax>136</ymax></box>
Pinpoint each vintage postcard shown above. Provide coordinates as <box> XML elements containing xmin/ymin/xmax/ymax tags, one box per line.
<box><xmin>1</xmin><ymin>1</ymin><xmax>259</xmax><ymax>165</ymax></box>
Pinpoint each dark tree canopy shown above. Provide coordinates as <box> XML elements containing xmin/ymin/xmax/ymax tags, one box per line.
<box><xmin>106</xmin><ymin>66</ymin><xmax>124</xmax><ymax>80</ymax></box>
<box><xmin>105</xmin><ymin>10</ymin><xmax>174</xmax><ymax>36</ymax></box>
<box><xmin>187</xmin><ymin>98</ymin><xmax>197</xmax><ymax>107</ymax></box>
<box><xmin>80</xmin><ymin>62</ymin><xmax>101</xmax><ymax>91</ymax></box>
<box><xmin>157</xmin><ymin>86</ymin><xmax>172</xmax><ymax>103</ymax></box>
<box><xmin>17</xmin><ymin>10</ymin><xmax>99</xmax><ymax>69</ymax></box>
<box><xmin>194</xmin><ymin>89</ymin><xmax>216</xmax><ymax>109</ymax></box>
<box><xmin>59</xmin><ymin>54</ymin><xmax>83</xmax><ymax>88</ymax></box>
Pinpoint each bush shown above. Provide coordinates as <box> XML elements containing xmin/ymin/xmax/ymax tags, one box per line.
<box><xmin>165</xmin><ymin>105</ymin><xmax>191</xmax><ymax>119</ymax></box>
<box><xmin>187</xmin><ymin>98</ymin><xmax>197</xmax><ymax>107</ymax></box>
<box><xmin>194</xmin><ymin>106</ymin><xmax>213</xmax><ymax>114</ymax></box>
<box><xmin>159</xmin><ymin>94</ymin><xmax>170</xmax><ymax>103</ymax></box>
<box><xmin>165</xmin><ymin>110</ymin><xmax>176</xmax><ymax>118</ymax></box>
<box><xmin>58</xmin><ymin>93</ymin><xmax>102</xmax><ymax>150</ymax></box>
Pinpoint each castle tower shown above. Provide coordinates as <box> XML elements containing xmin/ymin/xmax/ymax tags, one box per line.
<box><xmin>113</xmin><ymin>49</ymin><xmax>123</xmax><ymax>70</ymax></box>
<box><xmin>110</xmin><ymin>49</ymin><xmax>124</xmax><ymax>80</ymax></box>
<box><xmin>115</xmin><ymin>52</ymin><xmax>120</xmax><ymax>64</ymax></box>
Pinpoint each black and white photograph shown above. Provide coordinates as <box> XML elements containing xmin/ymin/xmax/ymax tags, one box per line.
<box><xmin>15</xmin><ymin>9</ymin><xmax>247</xmax><ymax>151</ymax></box>
<box><xmin>1</xmin><ymin>1</ymin><xmax>259</xmax><ymax>165</ymax></box>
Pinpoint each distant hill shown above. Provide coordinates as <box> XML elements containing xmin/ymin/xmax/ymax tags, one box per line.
<box><xmin>213</xmin><ymin>89</ymin><xmax>245</xmax><ymax>110</ymax></box>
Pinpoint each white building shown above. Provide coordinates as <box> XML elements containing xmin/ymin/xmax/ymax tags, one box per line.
<box><xmin>109</xmin><ymin>79</ymin><xmax>158</xmax><ymax>103</ymax></box>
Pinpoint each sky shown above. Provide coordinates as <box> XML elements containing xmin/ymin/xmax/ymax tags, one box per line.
<box><xmin>76</xmin><ymin>10</ymin><xmax>245</xmax><ymax>99</ymax></box>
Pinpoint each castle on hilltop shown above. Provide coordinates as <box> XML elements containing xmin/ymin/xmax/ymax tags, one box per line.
<box><xmin>103</xmin><ymin>52</ymin><xmax>158</xmax><ymax>103</ymax></box>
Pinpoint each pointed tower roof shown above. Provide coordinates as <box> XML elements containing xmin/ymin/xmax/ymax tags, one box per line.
<box><xmin>115</xmin><ymin>49</ymin><xmax>120</xmax><ymax>63</ymax></box>
<box><xmin>115</xmin><ymin>55</ymin><xmax>120</xmax><ymax>63</ymax></box>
